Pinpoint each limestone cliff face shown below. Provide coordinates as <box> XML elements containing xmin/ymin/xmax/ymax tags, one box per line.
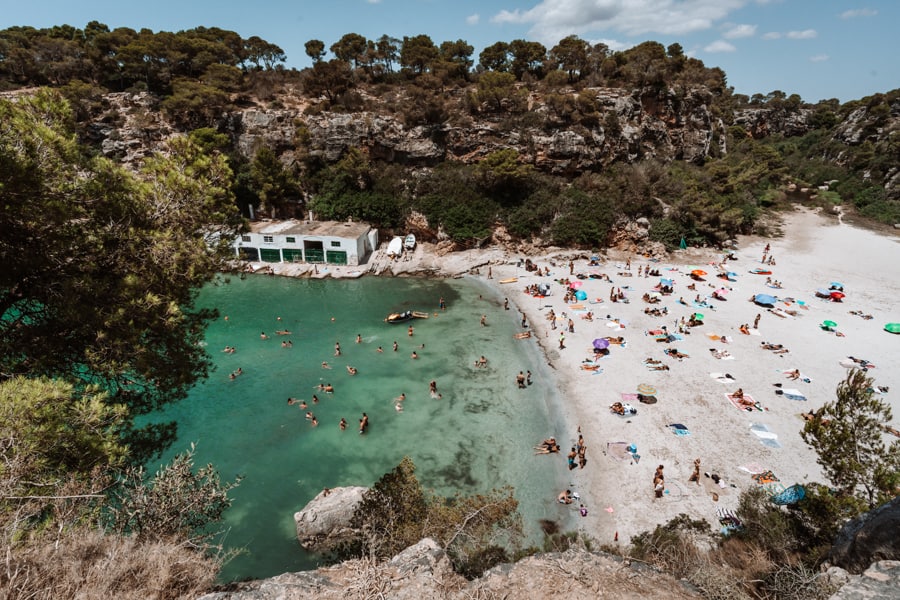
<box><xmin>86</xmin><ymin>85</ymin><xmax>899</xmax><ymax>200</ymax></box>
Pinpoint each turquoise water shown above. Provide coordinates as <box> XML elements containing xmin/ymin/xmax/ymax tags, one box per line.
<box><xmin>143</xmin><ymin>274</ymin><xmax>570</xmax><ymax>581</ymax></box>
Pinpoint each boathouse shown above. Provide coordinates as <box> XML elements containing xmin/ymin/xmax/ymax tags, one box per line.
<box><xmin>233</xmin><ymin>220</ymin><xmax>377</xmax><ymax>266</ymax></box>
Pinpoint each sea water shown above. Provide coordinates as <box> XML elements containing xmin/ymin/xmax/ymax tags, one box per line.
<box><xmin>142</xmin><ymin>274</ymin><xmax>571</xmax><ymax>582</ymax></box>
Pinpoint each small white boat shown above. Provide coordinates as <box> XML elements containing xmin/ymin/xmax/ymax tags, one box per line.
<box><xmin>386</xmin><ymin>236</ymin><xmax>403</xmax><ymax>257</ymax></box>
<box><xmin>404</xmin><ymin>234</ymin><xmax>416</xmax><ymax>250</ymax></box>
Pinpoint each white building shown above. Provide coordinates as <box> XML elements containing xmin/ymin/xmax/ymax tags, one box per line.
<box><xmin>233</xmin><ymin>220</ymin><xmax>378</xmax><ymax>266</ymax></box>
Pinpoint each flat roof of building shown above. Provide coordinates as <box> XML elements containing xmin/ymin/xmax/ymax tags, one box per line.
<box><xmin>248</xmin><ymin>220</ymin><xmax>371</xmax><ymax>238</ymax></box>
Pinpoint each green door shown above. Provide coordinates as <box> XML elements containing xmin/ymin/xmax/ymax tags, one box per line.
<box><xmin>282</xmin><ymin>249</ymin><xmax>303</xmax><ymax>262</ymax></box>
<box><xmin>260</xmin><ymin>248</ymin><xmax>281</xmax><ymax>263</ymax></box>
<box><xmin>305</xmin><ymin>248</ymin><xmax>324</xmax><ymax>263</ymax></box>
<box><xmin>326</xmin><ymin>250</ymin><xmax>347</xmax><ymax>265</ymax></box>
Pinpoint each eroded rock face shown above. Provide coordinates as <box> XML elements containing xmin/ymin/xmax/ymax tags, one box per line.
<box><xmin>197</xmin><ymin>538</ymin><xmax>702</xmax><ymax>600</ymax></box>
<box><xmin>293</xmin><ymin>486</ymin><xmax>367</xmax><ymax>551</ymax></box>
<box><xmin>828</xmin><ymin>561</ymin><xmax>900</xmax><ymax>600</ymax></box>
<box><xmin>829</xmin><ymin>496</ymin><xmax>900</xmax><ymax>574</ymax></box>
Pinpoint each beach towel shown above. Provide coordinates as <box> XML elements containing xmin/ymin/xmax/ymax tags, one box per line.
<box><xmin>750</xmin><ymin>423</ymin><xmax>781</xmax><ymax>448</ymax></box>
<box><xmin>777</xmin><ymin>388</ymin><xmax>807</xmax><ymax>401</ymax></box>
<box><xmin>667</xmin><ymin>423</ymin><xmax>690</xmax><ymax>436</ymax></box>
<box><xmin>710</xmin><ymin>372</ymin><xmax>736</xmax><ymax>384</ymax></box>
<box><xmin>749</xmin><ymin>328</ymin><xmax>761</xmax><ymax>336</ymax></box>
<box><xmin>712</xmin><ymin>350</ymin><xmax>735</xmax><ymax>360</ymax></box>
<box><xmin>606</xmin><ymin>321</ymin><xmax>625</xmax><ymax>330</ymax></box>
<box><xmin>738</xmin><ymin>462</ymin><xmax>767</xmax><ymax>475</ymax></box>
<box><xmin>727</xmin><ymin>393</ymin><xmax>760</xmax><ymax>412</ymax></box>
<box><xmin>751</xmin><ymin>470</ymin><xmax>780</xmax><ymax>484</ymax></box>
<box><xmin>620</xmin><ymin>393</ymin><xmax>639</xmax><ymax>403</ymax></box>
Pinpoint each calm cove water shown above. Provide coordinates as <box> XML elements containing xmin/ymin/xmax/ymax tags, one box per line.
<box><xmin>142</xmin><ymin>274</ymin><xmax>571</xmax><ymax>582</ymax></box>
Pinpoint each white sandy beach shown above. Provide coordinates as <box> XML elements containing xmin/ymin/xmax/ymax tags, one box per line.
<box><xmin>487</xmin><ymin>208</ymin><xmax>900</xmax><ymax>544</ymax></box>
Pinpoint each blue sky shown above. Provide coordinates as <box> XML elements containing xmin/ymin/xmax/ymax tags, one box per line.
<box><xmin>2</xmin><ymin>1</ymin><xmax>896</xmax><ymax>103</ymax></box>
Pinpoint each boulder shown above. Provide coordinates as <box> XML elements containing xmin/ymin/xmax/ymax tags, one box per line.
<box><xmin>829</xmin><ymin>496</ymin><xmax>900</xmax><ymax>574</ymax></box>
<box><xmin>294</xmin><ymin>486</ymin><xmax>367</xmax><ymax>551</ymax></box>
<box><xmin>829</xmin><ymin>561</ymin><xmax>900</xmax><ymax>600</ymax></box>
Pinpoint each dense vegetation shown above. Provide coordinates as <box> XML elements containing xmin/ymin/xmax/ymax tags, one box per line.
<box><xmin>2</xmin><ymin>23</ymin><xmax>898</xmax><ymax>241</ymax></box>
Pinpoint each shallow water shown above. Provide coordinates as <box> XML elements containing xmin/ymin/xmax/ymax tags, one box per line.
<box><xmin>142</xmin><ymin>274</ymin><xmax>571</xmax><ymax>581</ymax></box>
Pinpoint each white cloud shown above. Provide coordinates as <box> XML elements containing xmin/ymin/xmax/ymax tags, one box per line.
<box><xmin>466</xmin><ymin>13</ymin><xmax>480</xmax><ymax>25</ymax></box>
<box><xmin>761</xmin><ymin>31</ymin><xmax>782</xmax><ymax>40</ymax></box>
<box><xmin>365</xmin><ymin>0</ymin><xmax>382</xmax><ymax>4</ymax></box>
<box><xmin>786</xmin><ymin>29</ymin><xmax>817</xmax><ymax>39</ymax></box>
<box><xmin>723</xmin><ymin>23</ymin><xmax>756</xmax><ymax>39</ymax></box>
<box><xmin>490</xmin><ymin>0</ymin><xmax>747</xmax><ymax>47</ymax></box>
<box><xmin>840</xmin><ymin>8</ymin><xmax>877</xmax><ymax>19</ymax></box>
<box><xmin>704</xmin><ymin>39</ymin><xmax>736</xmax><ymax>53</ymax></box>
<box><xmin>809</xmin><ymin>54</ymin><xmax>829</xmax><ymax>62</ymax></box>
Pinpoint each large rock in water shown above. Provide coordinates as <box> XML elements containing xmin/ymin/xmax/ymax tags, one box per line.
<box><xmin>829</xmin><ymin>496</ymin><xmax>900</xmax><ymax>574</ymax></box>
<box><xmin>294</xmin><ymin>486</ymin><xmax>367</xmax><ymax>551</ymax></box>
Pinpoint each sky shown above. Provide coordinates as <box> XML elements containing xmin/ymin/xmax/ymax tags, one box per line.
<box><xmin>2</xmin><ymin>1</ymin><xmax>897</xmax><ymax>103</ymax></box>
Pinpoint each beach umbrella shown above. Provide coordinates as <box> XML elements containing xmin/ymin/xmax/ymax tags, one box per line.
<box><xmin>830</xmin><ymin>291</ymin><xmax>845</xmax><ymax>300</ymax></box>
<box><xmin>693</xmin><ymin>313</ymin><xmax>704</xmax><ymax>320</ymax></box>
<box><xmin>884</xmin><ymin>323</ymin><xmax>900</xmax><ymax>334</ymax></box>
<box><xmin>574</xmin><ymin>290</ymin><xmax>587</xmax><ymax>301</ymax></box>
<box><xmin>637</xmin><ymin>383</ymin><xmax>657</xmax><ymax>395</ymax></box>
<box><xmin>726</xmin><ymin>272</ymin><xmax>738</xmax><ymax>279</ymax></box>
<box><xmin>679</xmin><ymin>237</ymin><xmax>687</xmax><ymax>250</ymax></box>
<box><xmin>659</xmin><ymin>278</ymin><xmax>674</xmax><ymax>286</ymax></box>
<box><xmin>754</xmin><ymin>293</ymin><xmax>777</xmax><ymax>307</ymax></box>
<box><xmin>569</xmin><ymin>280</ymin><xmax>582</xmax><ymax>289</ymax></box>
<box><xmin>691</xmin><ymin>269</ymin><xmax>707</xmax><ymax>277</ymax></box>
<box><xmin>822</xmin><ymin>320</ymin><xmax>837</xmax><ymax>329</ymax></box>
<box><xmin>829</xmin><ymin>282</ymin><xmax>844</xmax><ymax>290</ymax></box>
<box><xmin>592</xmin><ymin>338</ymin><xmax>610</xmax><ymax>350</ymax></box>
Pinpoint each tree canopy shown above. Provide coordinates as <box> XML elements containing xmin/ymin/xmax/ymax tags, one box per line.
<box><xmin>0</xmin><ymin>89</ymin><xmax>243</xmax><ymax>460</ymax></box>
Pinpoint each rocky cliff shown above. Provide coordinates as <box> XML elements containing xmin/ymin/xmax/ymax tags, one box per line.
<box><xmin>83</xmin><ymin>84</ymin><xmax>900</xmax><ymax>203</ymax></box>
<box><xmin>198</xmin><ymin>538</ymin><xmax>703</xmax><ymax>600</ymax></box>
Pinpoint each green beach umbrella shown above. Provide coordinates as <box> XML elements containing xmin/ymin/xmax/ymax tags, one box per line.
<box><xmin>694</xmin><ymin>313</ymin><xmax>704</xmax><ymax>320</ymax></box>
<box><xmin>679</xmin><ymin>237</ymin><xmax>687</xmax><ymax>250</ymax></box>
<box><xmin>822</xmin><ymin>320</ymin><xmax>837</xmax><ymax>329</ymax></box>
<box><xmin>885</xmin><ymin>323</ymin><xmax>900</xmax><ymax>334</ymax></box>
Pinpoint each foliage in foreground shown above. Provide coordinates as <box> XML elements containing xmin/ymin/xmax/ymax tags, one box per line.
<box><xmin>336</xmin><ymin>457</ymin><xmax>522</xmax><ymax>578</ymax></box>
<box><xmin>801</xmin><ymin>369</ymin><xmax>900</xmax><ymax>508</ymax></box>
<box><xmin>0</xmin><ymin>377</ymin><xmax>240</xmax><ymax>599</ymax></box>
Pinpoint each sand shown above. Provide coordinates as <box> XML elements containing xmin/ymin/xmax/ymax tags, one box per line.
<box><xmin>485</xmin><ymin>208</ymin><xmax>900</xmax><ymax>544</ymax></box>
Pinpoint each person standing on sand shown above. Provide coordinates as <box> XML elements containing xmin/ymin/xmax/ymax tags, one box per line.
<box><xmin>526</xmin><ymin>370</ymin><xmax>532</xmax><ymax>385</ymax></box>
<box><xmin>569</xmin><ymin>260</ymin><xmax>574</xmax><ymax>275</ymax></box>
<box><xmin>568</xmin><ymin>318</ymin><xmax>575</xmax><ymax>333</ymax></box>
<box><xmin>754</xmin><ymin>313</ymin><xmax>761</xmax><ymax>329</ymax></box>
<box><xmin>567</xmin><ymin>447</ymin><xmax>577</xmax><ymax>470</ymax></box>
<box><xmin>488</xmin><ymin>266</ymin><xmax>492</xmax><ymax>279</ymax></box>
<box><xmin>559</xmin><ymin>333</ymin><xmax>566</xmax><ymax>350</ymax></box>
<box><xmin>689</xmin><ymin>458</ymin><xmax>701</xmax><ymax>484</ymax></box>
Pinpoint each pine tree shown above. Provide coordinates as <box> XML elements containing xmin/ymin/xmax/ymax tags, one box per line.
<box><xmin>801</xmin><ymin>369</ymin><xmax>900</xmax><ymax>508</ymax></box>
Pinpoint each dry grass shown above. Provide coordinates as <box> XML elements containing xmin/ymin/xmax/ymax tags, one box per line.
<box><xmin>1</xmin><ymin>530</ymin><xmax>221</xmax><ymax>600</ymax></box>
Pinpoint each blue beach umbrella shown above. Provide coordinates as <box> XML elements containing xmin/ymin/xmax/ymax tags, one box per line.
<box><xmin>574</xmin><ymin>290</ymin><xmax>587</xmax><ymax>301</ymax></box>
<box><xmin>592</xmin><ymin>338</ymin><xmax>610</xmax><ymax>350</ymax></box>
<box><xmin>660</xmin><ymin>278</ymin><xmax>674</xmax><ymax>286</ymax></box>
<box><xmin>829</xmin><ymin>282</ymin><xmax>844</xmax><ymax>290</ymax></box>
<box><xmin>754</xmin><ymin>293</ymin><xmax>777</xmax><ymax>307</ymax></box>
